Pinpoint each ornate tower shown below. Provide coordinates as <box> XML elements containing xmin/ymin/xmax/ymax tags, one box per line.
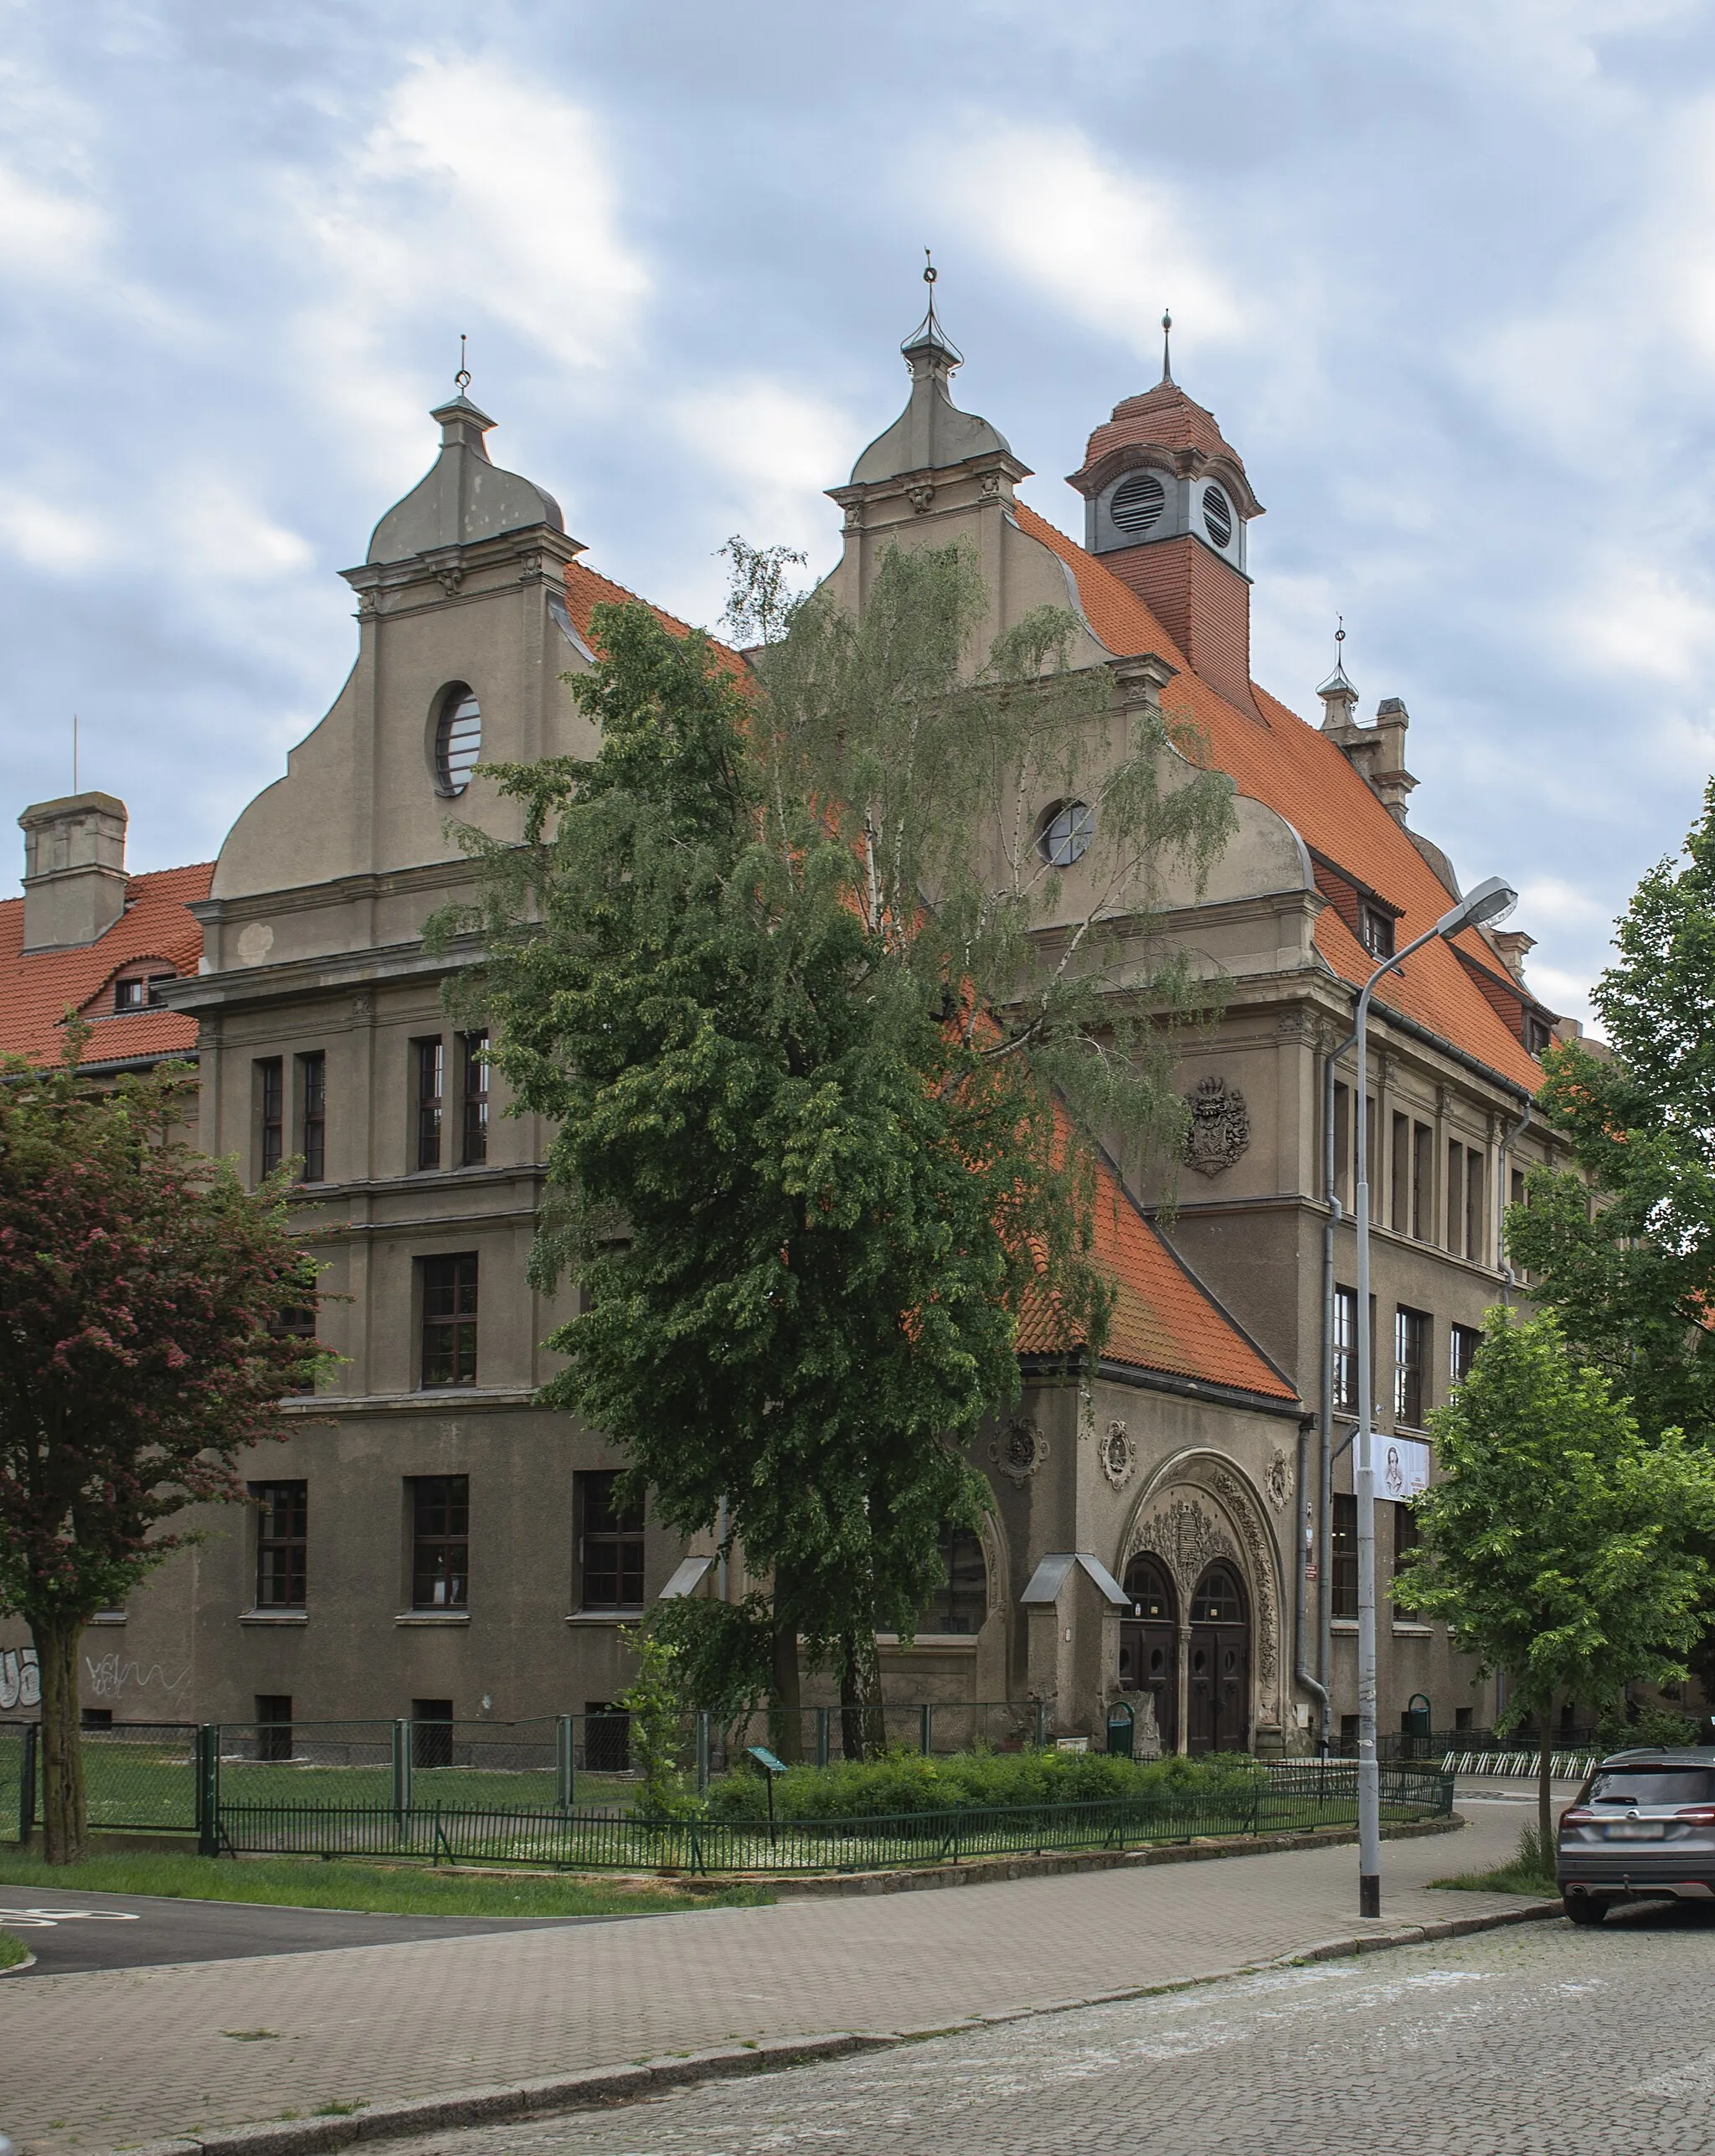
<box><xmin>1066</xmin><ymin>321</ymin><xmax>1264</xmax><ymax>715</ymax></box>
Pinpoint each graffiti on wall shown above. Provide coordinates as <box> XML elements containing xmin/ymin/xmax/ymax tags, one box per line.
<box><xmin>0</xmin><ymin>1648</ymin><xmax>40</xmax><ymax>1710</ymax></box>
<box><xmin>85</xmin><ymin>1652</ymin><xmax>190</xmax><ymax>1700</ymax></box>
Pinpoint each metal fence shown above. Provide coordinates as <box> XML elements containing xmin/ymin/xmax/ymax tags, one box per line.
<box><xmin>213</xmin><ymin>1764</ymin><xmax>1452</xmax><ymax>1873</ymax></box>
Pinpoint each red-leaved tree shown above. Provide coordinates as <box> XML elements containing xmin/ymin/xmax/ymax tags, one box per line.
<box><xmin>0</xmin><ymin>1034</ymin><xmax>324</xmax><ymax>1862</ymax></box>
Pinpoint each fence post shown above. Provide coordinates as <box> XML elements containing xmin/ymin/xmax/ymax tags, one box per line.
<box><xmin>816</xmin><ymin>1707</ymin><xmax>829</xmax><ymax>1770</ymax></box>
<box><xmin>393</xmin><ymin>1718</ymin><xmax>412</xmax><ymax>1821</ymax></box>
<box><xmin>18</xmin><ymin>1722</ymin><xmax>38</xmax><ymax>1845</ymax></box>
<box><xmin>919</xmin><ymin>1704</ymin><xmax>932</xmax><ymax>1756</ymax></box>
<box><xmin>555</xmin><ymin>1714</ymin><xmax>574</xmax><ymax>1810</ymax></box>
<box><xmin>196</xmin><ymin>1725</ymin><xmax>219</xmax><ymax>1857</ymax></box>
<box><xmin>695</xmin><ymin>1711</ymin><xmax>710</xmax><ymax>1796</ymax></box>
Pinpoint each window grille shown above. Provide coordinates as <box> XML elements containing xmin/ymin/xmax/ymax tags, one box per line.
<box><xmin>252</xmin><ymin>1481</ymin><xmax>307</xmax><ymax>1607</ymax></box>
<box><xmin>1110</xmin><ymin>470</ymin><xmax>1167</xmax><ymax>537</ymax></box>
<box><xmin>460</xmin><ymin>1031</ymin><xmax>489</xmax><ymax>1166</ymax></box>
<box><xmin>298</xmin><ymin>1051</ymin><xmax>326</xmax><ymax>1183</ymax></box>
<box><xmin>435</xmin><ymin>686</ymin><xmax>482</xmax><ymax>796</ymax></box>
<box><xmin>415</xmin><ymin>1038</ymin><xmax>445</xmax><ymax>1170</ymax></box>
<box><xmin>576</xmin><ymin>1470</ymin><xmax>644</xmax><ymax>1609</ymax></box>
<box><xmin>257</xmin><ymin>1058</ymin><xmax>284</xmax><ymax>1178</ymax></box>
<box><xmin>919</xmin><ymin>1525</ymin><xmax>987</xmax><ymax>1634</ymax></box>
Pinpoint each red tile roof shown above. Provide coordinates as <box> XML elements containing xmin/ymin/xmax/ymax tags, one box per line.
<box><xmin>1015</xmin><ymin>501</ymin><xmax>1543</xmax><ymax>1094</ymax></box>
<box><xmin>1017</xmin><ymin>1135</ymin><xmax>1295</xmax><ymax>1400</ymax></box>
<box><xmin>0</xmin><ymin>862</ymin><xmax>211</xmax><ymax>1069</ymax></box>
<box><xmin>564</xmin><ymin>560</ymin><xmax>748</xmax><ymax>678</ymax></box>
<box><xmin>1075</xmin><ymin>379</ymin><xmax>1242</xmax><ymax>470</ymax></box>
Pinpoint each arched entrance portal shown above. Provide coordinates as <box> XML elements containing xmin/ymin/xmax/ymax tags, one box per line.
<box><xmin>1120</xmin><ymin>1555</ymin><xmax>1177</xmax><ymax>1755</ymax></box>
<box><xmin>1187</xmin><ymin>1562</ymin><xmax>1250</xmax><ymax>1755</ymax></box>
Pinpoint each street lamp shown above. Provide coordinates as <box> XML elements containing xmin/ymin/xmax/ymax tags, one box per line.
<box><xmin>1352</xmin><ymin>872</ymin><xmax>1517</xmax><ymax>1919</ymax></box>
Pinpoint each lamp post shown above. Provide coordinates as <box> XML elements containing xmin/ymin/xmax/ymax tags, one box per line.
<box><xmin>1352</xmin><ymin>872</ymin><xmax>1517</xmax><ymax>1919</ymax></box>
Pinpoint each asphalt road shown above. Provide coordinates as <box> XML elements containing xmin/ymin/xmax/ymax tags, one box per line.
<box><xmin>387</xmin><ymin>1901</ymin><xmax>1715</xmax><ymax>2156</ymax></box>
<box><xmin>0</xmin><ymin>1882</ymin><xmax>618</xmax><ymax>1976</ymax></box>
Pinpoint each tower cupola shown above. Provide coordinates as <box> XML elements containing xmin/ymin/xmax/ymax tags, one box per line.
<box><xmin>1067</xmin><ymin>320</ymin><xmax>1264</xmax><ymax>714</ymax></box>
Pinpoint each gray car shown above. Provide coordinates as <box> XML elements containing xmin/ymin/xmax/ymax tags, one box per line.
<box><xmin>1557</xmin><ymin>1746</ymin><xmax>1715</xmax><ymax>1925</ymax></box>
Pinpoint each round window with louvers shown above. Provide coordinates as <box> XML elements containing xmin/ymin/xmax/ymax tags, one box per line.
<box><xmin>1201</xmin><ymin>483</ymin><xmax>1234</xmax><ymax>549</ymax></box>
<box><xmin>1109</xmin><ymin>469</ymin><xmax>1167</xmax><ymax>540</ymax></box>
<box><xmin>1038</xmin><ymin>799</ymin><xmax>1095</xmax><ymax>868</ymax></box>
<box><xmin>434</xmin><ymin>684</ymin><xmax>482</xmax><ymax>797</ymax></box>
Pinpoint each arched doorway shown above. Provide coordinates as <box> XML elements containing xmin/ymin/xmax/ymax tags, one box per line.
<box><xmin>1120</xmin><ymin>1554</ymin><xmax>1177</xmax><ymax>1755</ymax></box>
<box><xmin>1187</xmin><ymin>1562</ymin><xmax>1249</xmax><ymax>1755</ymax></box>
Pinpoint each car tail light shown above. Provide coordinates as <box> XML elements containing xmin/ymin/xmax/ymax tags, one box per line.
<box><xmin>1675</xmin><ymin>1806</ymin><xmax>1715</xmax><ymax>1826</ymax></box>
<box><xmin>1560</xmin><ymin>1809</ymin><xmax>1594</xmax><ymax>1828</ymax></box>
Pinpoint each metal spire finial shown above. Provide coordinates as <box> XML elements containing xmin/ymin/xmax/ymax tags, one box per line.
<box><xmin>454</xmin><ymin>333</ymin><xmax>471</xmax><ymax>395</ymax></box>
<box><xmin>1161</xmin><ymin>307</ymin><xmax>1173</xmax><ymax>385</ymax></box>
<box><xmin>1335</xmin><ymin>615</ymin><xmax>1346</xmax><ymax>661</ymax></box>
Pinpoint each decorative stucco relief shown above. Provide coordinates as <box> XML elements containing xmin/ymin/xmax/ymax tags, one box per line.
<box><xmin>1183</xmin><ymin>1074</ymin><xmax>1249</xmax><ymax>1176</ymax></box>
<box><xmin>1132</xmin><ymin>1498</ymin><xmax>1233</xmax><ymax>1602</ymax></box>
<box><xmin>1120</xmin><ymin>1452</ymin><xmax>1286</xmax><ymax>1708</ymax></box>
<box><xmin>989</xmin><ymin>1416</ymin><xmax>1048</xmax><ymax>1488</ymax></box>
<box><xmin>1100</xmin><ymin>1419</ymin><xmax>1137</xmax><ymax>1490</ymax></box>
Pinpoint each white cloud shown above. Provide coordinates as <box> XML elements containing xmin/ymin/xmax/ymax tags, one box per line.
<box><xmin>300</xmin><ymin>54</ymin><xmax>649</xmax><ymax>372</ymax></box>
<box><xmin>670</xmin><ymin>377</ymin><xmax>853</xmax><ymax>554</ymax></box>
<box><xmin>933</xmin><ymin>125</ymin><xmax>1246</xmax><ymax>358</ymax></box>
<box><xmin>0</xmin><ymin>162</ymin><xmax>103</xmax><ymax>278</ymax></box>
<box><xmin>0</xmin><ymin>493</ymin><xmax>106</xmax><ymax>571</ymax></box>
<box><xmin>163</xmin><ymin>478</ymin><xmax>315</xmax><ymax>584</ymax></box>
<box><xmin>1553</xmin><ymin>559</ymin><xmax>1715</xmax><ymax>686</ymax></box>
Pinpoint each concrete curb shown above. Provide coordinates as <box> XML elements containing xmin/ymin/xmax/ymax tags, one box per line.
<box><xmin>111</xmin><ymin>1895</ymin><xmax>1563</xmax><ymax>2156</ymax></box>
<box><xmin>762</xmin><ymin>1811</ymin><xmax>1462</xmax><ymax>1897</ymax></box>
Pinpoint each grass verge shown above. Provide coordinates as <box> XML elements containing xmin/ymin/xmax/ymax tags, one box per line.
<box><xmin>1432</xmin><ymin>1822</ymin><xmax>1558</xmax><ymax>1898</ymax></box>
<box><xmin>0</xmin><ymin>1847</ymin><xmax>772</xmax><ymax>1917</ymax></box>
<box><xmin>0</xmin><ymin>1928</ymin><xmax>28</xmax><ymax>1969</ymax></box>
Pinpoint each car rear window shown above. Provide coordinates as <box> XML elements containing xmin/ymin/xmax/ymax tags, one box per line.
<box><xmin>1588</xmin><ymin>1769</ymin><xmax>1715</xmax><ymax>1807</ymax></box>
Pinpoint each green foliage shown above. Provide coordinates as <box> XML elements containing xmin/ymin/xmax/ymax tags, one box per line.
<box><xmin>616</xmin><ymin>1627</ymin><xmax>699</xmax><ymax>1821</ymax></box>
<box><xmin>1510</xmin><ymin>779</ymin><xmax>1715</xmax><ymax>1444</ymax></box>
<box><xmin>0</xmin><ymin>1929</ymin><xmax>26</xmax><ymax>1970</ymax></box>
<box><xmin>703</xmin><ymin>1746</ymin><xmax>1261</xmax><ymax>1822</ymax></box>
<box><xmin>1434</xmin><ymin>1821</ymin><xmax>1558</xmax><ymax>1898</ymax></box>
<box><xmin>648</xmin><ymin>1594</ymin><xmax>775</xmax><ymax>1723</ymax></box>
<box><xmin>430</xmin><ymin>545</ymin><xmax>1234</xmax><ymax>1685</ymax></box>
<box><xmin>1398</xmin><ymin>1307</ymin><xmax>1715</xmax><ymax>1846</ymax></box>
<box><xmin>1594</xmin><ymin>1701</ymin><xmax>1702</xmax><ymax>1754</ymax></box>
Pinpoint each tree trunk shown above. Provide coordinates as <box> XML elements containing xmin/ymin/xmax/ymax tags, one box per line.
<box><xmin>31</xmin><ymin>1613</ymin><xmax>87</xmax><ymax>1866</ymax></box>
<box><xmin>770</xmin><ymin>1614</ymin><xmax>802</xmax><ymax>1761</ymax></box>
<box><xmin>837</xmin><ymin>1630</ymin><xmax>886</xmax><ymax>1763</ymax></box>
<box><xmin>1537</xmin><ymin>1694</ymin><xmax>1556</xmax><ymax>1877</ymax></box>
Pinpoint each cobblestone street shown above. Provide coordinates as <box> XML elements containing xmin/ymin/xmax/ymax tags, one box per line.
<box><xmin>390</xmin><ymin>1903</ymin><xmax>1715</xmax><ymax>2156</ymax></box>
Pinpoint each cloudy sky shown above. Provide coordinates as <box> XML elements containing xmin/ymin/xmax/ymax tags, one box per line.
<box><xmin>7</xmin><ymin>0</ymin><xmax>1715</xmax><ymax>1023</ymax></box>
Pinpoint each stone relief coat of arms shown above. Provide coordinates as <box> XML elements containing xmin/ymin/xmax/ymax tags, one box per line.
<box><xmin>1184</xmin><ymin>1074</ymin><xmax>1249</xmax><ymax>1177</ymax></box>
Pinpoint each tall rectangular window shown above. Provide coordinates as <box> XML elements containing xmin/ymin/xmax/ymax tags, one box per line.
<box><xmin>297</xmin><ymin>1051</ymin><xmax>326</xmax><ymax>1184</ymax></box>
<box><xmin>1394</xmin><ymin>1307</ymin><xmax>1428</xmax><ymax>1428</ymax></box>
<box><xmin>1331</xmin><ymin>1082</ymin><xmax>1352</xmax><ymax>1209</ymax></box>
<box><xmin>1392</xmin><ymin>1504</ymin><xmax>1421</xmax><ymax>1621</ymax></box>
<box><xmin>1446</xmin><ymin>1140</ymin><xmax>1465</xmax><ymax>1253</ymax></box>
<box><xmin>1450</xmin><ymin>1323</ymin><xmax>1481</xmax><ymax>1387</ymax></box>
<box><xmin>1412</xmin><ymin>1122</ymin><xmax>1431</xmax><ymax>1240</ymax></box>
<box><xmin>919</xmin><ymin>1525</ymin><xmax>988</xmax><ymax>1635</ymax></box>
<box><xmin>1331</xmin><ymin>1493</ymin><xmax>1357</xmax><ymax>1620</ymax></box>
<box><xmin>420</xmin><ymin>1255</ymin><xmax>478</xmax><ymax>1387</ymax></box>
<box><xmin>1365</xmin><ymin>1094</ymin><xmax>1378</xmax><ymax>1190</ymax></box>
<box><xmin>257</xmin><ymin>1058</ymin><xmax>284</xmax><ymax>1179</ymax></box>
<box><xmin>575</xmin><ymin>1470</ymin><xmax>645</xmax><ymax>1609</ymax></box>
<box><xmin>1465</xmin><ymin>1148</ymin><xmax>1486</xmax><ymax>1263</ymax></box>
<box><xmin>1332</xmin><ymin>1285</ymin><xmax>1358</xmax><ymax>1416</ymax></box>
<box><xmin>415</xmin><ymin>1037</ymin><xmax>445</xmax><ymax>1171</ymax></box>
<box><xmin>410</xmin><ymin>1477</ymin><xmax>469</xmax><ymax>1608</ymax></box>
<box><xmin>252</xmin><ymin>1480</ymin><xmax>307</xmax><ymax>1607</ymax></box>
<box><xmin>1390</xmin><ymin>1113</ymin><xmax>1409</xmax><ymax>1232</ymax></box>
<box><xmin>459</xmin><ymin>1030</ymin><xmax>489</xmax><ymax>1167</ymax></box>
<box><xmin>269</xmin><ymin>1307</ymin><xmax>318</xmax><ymax>1396</ymax></box>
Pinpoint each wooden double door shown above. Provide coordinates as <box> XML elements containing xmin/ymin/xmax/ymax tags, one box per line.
<box><xmin>1121</xmin><ymin>1555</ymin><xmax>1252</xmax><ymax>1756</ymax></box>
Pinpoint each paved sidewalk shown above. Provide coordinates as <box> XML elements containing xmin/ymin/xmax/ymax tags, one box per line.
<box><xmin>3</xmin><ymin>1803</ymin><xmax>1537</xmax><ymax>2155</ymax></box>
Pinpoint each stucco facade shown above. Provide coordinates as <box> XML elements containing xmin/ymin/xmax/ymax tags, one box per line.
<box><xmin>3</xmin><ymin>311</ymin><xmax>1571</xmax><ymax>1756</ymax></box>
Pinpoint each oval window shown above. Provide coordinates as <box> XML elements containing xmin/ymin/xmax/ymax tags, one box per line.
<box><xmin>1110</xmin><ymin>470</ymin><xmax>1166</xmax><ymax>539</ymax></box>
<box><xmin>435</xmin><ymin>684</ymin><xmax>482</xmax><ymax>797</ymax></box>
<box><xmin>1202</xmin><ymin>483</ymin><xmax>1233</xmax><ymax>549</ymax></box>
<box><xmin>1039</xmin><ymin>799</ymin><xmax>1094</xmax><ymax>867</ymax></box>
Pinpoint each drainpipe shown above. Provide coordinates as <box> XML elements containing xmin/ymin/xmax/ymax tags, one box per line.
<box><xmin>1313</xmin><ymin>1027</ymin><xmax>1358</xmax><ymax>1755</ymax></box>
<box><xmin>1294</xmin><ymin>1413</ymin><xmax>1327</xmax><ymax>1751</ymax></box>
<box><xmin>1496</xmin><ymin>1099</ymin><xmax>1532</xmax><ymax>1307</ymax></box>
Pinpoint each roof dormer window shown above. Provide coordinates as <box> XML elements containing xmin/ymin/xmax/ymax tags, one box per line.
<box><xmin>1359</xmin><ymin>905</ymin><xmax>1395</xmax><ymax>960</ymax></box>
<box><xmin>434</xmin><ymin>684</ymin><xmax>482</xmax><ymax>797</ymax></box>
<box><xmin>113</xmin><ymin>969</ymin><xmax>174</xmax><ymax>1013</ymax></box>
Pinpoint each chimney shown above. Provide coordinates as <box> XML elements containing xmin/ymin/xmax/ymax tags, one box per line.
<box><xmin>18</xmin><ymin>792</ymin><xmax>129</xmax><ymax>952</ymax></box>
<box><xmin>1319</xmin><ymin>692</ymin><xmax>1419</xmax><ymax>824</ymax></box>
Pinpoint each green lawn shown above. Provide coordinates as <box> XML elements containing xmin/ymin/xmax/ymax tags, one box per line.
<box><xmin>0</xmin><ymin>1928</ymin><xmax>28</xmax><ymax>1969</ymax></box>
<box><xmin>0</xmin><ymin>1846</ymin><xmax>771</xmax><ymax>1916</ymax></box>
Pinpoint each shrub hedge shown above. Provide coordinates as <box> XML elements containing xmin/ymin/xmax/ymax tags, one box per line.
<box><xmin>703</xmin><ymin>1745</ymin><xmax>1263</xmax><ymax>1821</ymax></box>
